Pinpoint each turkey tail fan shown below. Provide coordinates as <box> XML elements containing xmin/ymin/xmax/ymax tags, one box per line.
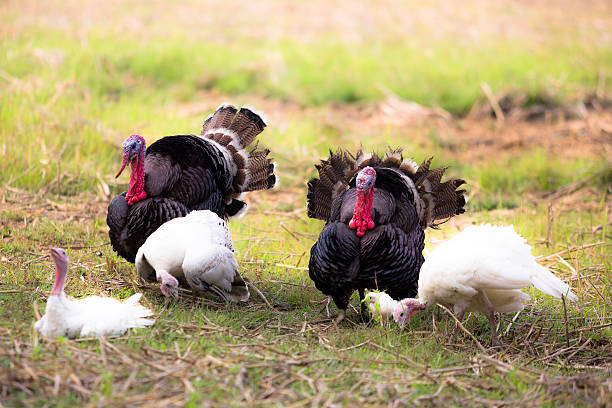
<box><xmin>201</xmin><ymin>103</ymin><xmax>267</xmax><ymax>149</ymax></box>
<box><xmin>410</xmin><ymin>157</ymin><xmax>467</xmax><ymax>228</ymax></box>
<box><xmin>307</xmin><ymin>147</ymin><xmax>466</xmax><ymax>226</ymax></box>
<box><xmin>201</xmin><ymin>103</ymin><xmax>238</xmax><ymax>135</ymax></box>
<box><xmin>243</xmin><ymin>146</ymin><xmax>278</xmax><ymax>192</ymax></box>
<box><xmin>200</xmin><ymin>103</ymin><xmax>277</xmax><ymax>207</ymax></box>
<box><xmin>307</xmin><ymin>149</ymin><xmax>357</xmax><ymax>221</ymax></box>
<box><xmin>226</xmin><ymin>105</ymin><xmax>267</xmax><ymax>148</ymax></box>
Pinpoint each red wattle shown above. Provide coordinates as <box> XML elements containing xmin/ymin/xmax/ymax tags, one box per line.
<box><xmin>126</xmin><ymin>154</ymin><xmax>146</xmax><ymax>206</ymax></box>
<box><xmin>350</xmin><ymin>188</ymin><xmax>375</xmax><ymax>237</ymax></box>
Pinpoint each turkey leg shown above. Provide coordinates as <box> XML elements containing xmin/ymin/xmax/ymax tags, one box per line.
<box><xmin>478</xmin><ymin>290</ymin><xmax>500</xmax><ymax>347</ymax></box>
<box><xmin>448</xmin><ymin>307</ymin><xmax>466</xmax><ymax>342</ymax></box>
<box><xmin>358</xmin><ymin>289</ymin><xmax>370</xmax><ymax>323</ymax></box>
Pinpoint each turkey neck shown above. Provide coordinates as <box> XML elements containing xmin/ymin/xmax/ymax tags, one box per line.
<box><xmin>126</xmin><ymin>152</ymin><xmax>146</xmax><ymax>204</ymax></box>
<box><xmin>350</xmin><ymin>188</ymin><xmax>375</xmax><ymax>237</ymax></box>
<box><xmin>50</xmin><ymin>260</ymin><xmax>67</xmax><ymax>296</ymax></box>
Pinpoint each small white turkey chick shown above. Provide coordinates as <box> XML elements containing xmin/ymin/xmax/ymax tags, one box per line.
<box><xmin>393</xmin><ymin>225</ymin><xmax>578</xmax><ymax>345</ymax></box>
<box><xmin>365</xmin><ymin>291</ymin><xmax>399</xmax><ymax>325</ymax></box>
<box><xmin>135</xmin><ymin>210</ymin><xmax>249</xmax><ymax>302</ymax></box>
<box><xmin>35</xmin><ymin>248</ymin><xmax>154</xmax><ymax>338</ymax></box>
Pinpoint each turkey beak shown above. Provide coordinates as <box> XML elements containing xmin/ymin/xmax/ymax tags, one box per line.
<box><xmin>115</xmin><ymin>154</ymin><xmax>129</xmax><ymax>178</ymax></box>
<box><xmin>407</xmin><ymin>304</ymin><xmax>426</xmax><ymax>322</ymax></box>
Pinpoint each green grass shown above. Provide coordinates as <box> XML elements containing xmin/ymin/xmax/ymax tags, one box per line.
<box><xmin>1</xmin><ymin>26</ymin><xmax>610</xmax><ymax>191</ymax></box>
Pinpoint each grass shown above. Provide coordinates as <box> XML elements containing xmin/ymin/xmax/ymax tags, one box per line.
<box><xmin>1</xmin><ymin>188</ymin><xmax>610</xmax><ymax>406</ymax></box>
<box><xmin>1</xmin><ymin>0</ymin><xmax>611</xmax><ymax>406</ymax></box>
<box><xmin>1</xmin><ymin>25</ymin><xmax>610</xmax><ymax>191</ymax></box>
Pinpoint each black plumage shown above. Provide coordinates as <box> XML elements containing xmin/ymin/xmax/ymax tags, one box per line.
<box><xmin>107</xmin><ymin>104</ymin><xmax>277</xmax><ymax>263</ymax></box>
<box><xmin>307</xmin><ymin>149</ymin><xmax>466</xmax><ymax>317</ymax></box>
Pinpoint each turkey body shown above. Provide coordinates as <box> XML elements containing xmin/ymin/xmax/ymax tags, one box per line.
<box><xmin>35</xmin><ymin>247</ymin><xmax>154</xmax><ymax>339</ymax></box>
<box><xmin>417</xmin><ymin>224</ymin><xmax>578</xmax><ymax>315</ymax></box>
<box><xmin>135</xmin><ymin>210</ymin><xmax>249</xmax><ymax>301</ymax></box>
<box><xmin>107</xmin><ymin>104</ymin><xmax>277</xmax><ymax>262</ymax></box>
<box><xmin>307</xmin><ymin>150</ymin><xmax>466</xmax><ymax>314</ymax></box>
<box><xmin>309</xmin><ymin>171</ymin><xmax>425</xmax><ymax>310</ymax></box>
<box><xmin>392</xmin><ymin>225</ymin><xmax>578</xmax><ymax>345</ymax></box>
<box><xmin>35</xmin><ymin>293</ymin><xmax>154</xmax><ymax>339</ymax></box>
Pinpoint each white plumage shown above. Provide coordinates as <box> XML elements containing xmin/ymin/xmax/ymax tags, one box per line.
<box><xmin>365</xmin><ymin>291</ymin><xmax>399</xmax><ymax>325</ymax></box>
<box><xmin>35</xmin><ymin>248</ymin><xmax>154</xmax><ymax>339</ymax></box>
<box><xmin>393</xmin><ymin>225</ymin><xmax>578</xmax><ymax>345</ymax></box>
<box><xmin>135</xmin><ymin>210</ymin><xmax>249</xmax><ymax>302</ymax></box>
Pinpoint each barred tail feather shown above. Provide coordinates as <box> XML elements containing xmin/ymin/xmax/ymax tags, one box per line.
<box><xmin>200</xmin><ymin>104</ymin><xmax>277</xmax><ymax>200</ymax></box>
<box><xmin>306</xmin><ymin>148</ymin><xmax>466</xmax><ymax>227</ymax></box>
<box><xmin>307</xmin><ymin>149</ymin><xmax>356</xmax><ymax>221</ymax></box>
<box><xmin>227</xmin><ymin>106</ymin><xmax>267</xmax><ymax>148</ymax></box>
<box><xmin>201</xmin><ymin>103</ymin><xmax>238</xmax><ymax>134</ymax></box>
<box><xmin>412</xmin><ymin>157</ymin><xmax>466</xmax><ymax>228</ymax></box>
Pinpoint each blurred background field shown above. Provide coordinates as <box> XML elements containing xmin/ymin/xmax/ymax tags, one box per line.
<box><xmin>1</xmin><ymin>0</ymin><xmax>611</xmax><ymax>406</ymax></box>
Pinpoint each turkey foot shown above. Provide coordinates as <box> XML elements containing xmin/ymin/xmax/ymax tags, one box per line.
<box><xmin>320</xmin><ymin>296</ymin><xmax>332</xmax><ymax>318</ymax></box>
<box><xmin>334</xmin><ymin>310</ymin><xmax>346</xmax><ymax>325</ymax></box>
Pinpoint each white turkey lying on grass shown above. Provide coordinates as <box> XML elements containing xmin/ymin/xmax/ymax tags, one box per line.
<box><xmin>35</xmin><ymin>248</ymin><xmax>154</xmax><ymax>339</ymax></box>
<box><xmin>384</xmin><ymin>225</ymin><xmax>576</xmax><ymax>345</ymax></box>
<box><xmin>135</xmin><ymin>210</ymin><xmax>249</xmax><ymax>302</ymax></box>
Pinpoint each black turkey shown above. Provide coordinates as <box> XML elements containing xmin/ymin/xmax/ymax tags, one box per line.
<box><xmin>107</xmin><ymin>103</ymin><xmax>277</xmax><ymax>262</ymax></box>
<box><xmin>307</xmin><ymin>149</ymin><xmax>466</xmax><ymax>322</ymax></box>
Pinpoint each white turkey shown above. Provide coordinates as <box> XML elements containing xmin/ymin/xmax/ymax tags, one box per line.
<box><xmin>135</xmin><ymin>210</ymin><xmax>249</xmax><ymax>302</ymax></box>
<box><xmin>35</xmin><ymin>248</ymin><xmax>154</xmax><ymax>339</ymax></box>
<box><xmin>107</xmin><ymin>103</ymin><xmax>277</xmax><ymax>263</ymax></box>
<box><xmin>307</xmin><ymin>149</ymin><xmax>466</xmax><ymax>322</ymax></box>
<box><xmin>392</xmin><ymin>224</ymin><xmax>578</xmax><ymax>345</ymax></box>
<box><xmin>365</xmin><ymin>291</ymin><xmax>399</xmax><ymax>325</ymax></box>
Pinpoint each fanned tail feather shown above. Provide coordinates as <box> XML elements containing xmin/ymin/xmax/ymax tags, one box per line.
<box><xmin>532</xmin><ymin>264</ymin><xmax>578</xmax><ymax>302</ymax></box>
<box><xmin>199</xmin><ymin>103</ymin><xmax>277</xmax><ymax>215</ymax></box>
<box><xmin>307</xmin><ymin>149</ymin><xmax>356</xmax><ymax>221</ymax></box>
<box><xmin>244</xmin><ymin>146</ymin><xmax>277</xmax><ymax>192</ymax></box>
<box><xmin>306</xmin><ymin>148</ymin><xmax>466</xmax><ymax>227</ymax></box>
<box><xmin>201</xmin><ymin>103</ymin><xmax>238</xmax><ymax>134</ymax></box>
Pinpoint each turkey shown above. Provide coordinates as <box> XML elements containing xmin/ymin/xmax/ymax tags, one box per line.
<box><xmin>35</xmin><ymin>248</ymin><xmax>154</xmax><ymax>338</ymax></box>
<box><xmin>365</xmin><ymin>291</ymin><xmax>399</xmax><ymax>325</ymax></box>
<box><xmin>393</xmin><ymin>224</ymin><xmax>578</xmax><ymax>346</ymax></box>
<box><xmin>135</xmin><ymin>210</ymin><xmax>249</xmax><ymax>302</ymax></box>
<box><xmin>107</xmin><ymin>103</ymin><xmax>278</xmax><ymax>262</ymax></box>
<box><xmin>307</xmin><ymin>148</ymin><xmax>466</xmax><ymax>322</ymax></box>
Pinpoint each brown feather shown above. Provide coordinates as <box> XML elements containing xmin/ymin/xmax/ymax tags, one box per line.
<box><xmin>227</xmin><ymin>107</ymin><xmax>266</xmax><ymax>147</ymax></box>
<box><xmin>202</xmin><ymin>104</ymin><xmax>238</xmax><ymax>134</ymax></box>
